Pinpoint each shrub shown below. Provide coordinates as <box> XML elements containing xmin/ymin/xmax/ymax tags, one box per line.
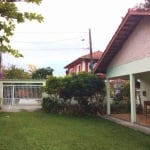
<box><xmin>42</xmin><ymin>72</ymin><xmax>106</xmax><ymax>116</ymax></box>
<box><xmin>42</xmin><ymin>96</ymin><xmax>59</xmax><ymax>113</ymax></box>
<box><xmin>111</xmin><ymin>101</ymin><xmax>130</xmax><ymax>114</ymax></box>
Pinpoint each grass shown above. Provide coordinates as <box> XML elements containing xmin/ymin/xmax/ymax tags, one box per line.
<box><xmin>0</xmin><ymin>111</ymin><xmax>149</xmax><ymax>150</ymax></box>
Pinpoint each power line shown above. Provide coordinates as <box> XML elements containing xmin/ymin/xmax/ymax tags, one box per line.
<box><xmin>11</xmin><ymin>36</ymin><xmax>88</xmax><ymax>44</ymax></box>
<box><xmin>14</xmin><ymin>31</ymin><xmax>88</xmax><ymax>34</ymax></box>
<box><xmin>18</xmin><ymin>47</ymin><xmax>89</xmax><ymax>51</ymax></box>
<box><xmin>11</xmin><ymin>33</ymin><xmax>88</xmax><ymax>44</ymax></box>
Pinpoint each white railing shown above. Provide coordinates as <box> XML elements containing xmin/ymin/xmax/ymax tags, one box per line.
<box><xmin>1</xmin><ymin>81</ymin><xmax>45</xmax><ymax>111</ymax></box>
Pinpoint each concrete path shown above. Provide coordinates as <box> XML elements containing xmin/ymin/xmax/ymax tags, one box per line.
<box><xmin>102</xmin><ymin>115</ymin><xmax>150</xmax><ymax>135</ymax></box>
<box><xmin>0</xmin><ymin>105</ymin><xmax>42</xmax><ymax>112</ymax></box>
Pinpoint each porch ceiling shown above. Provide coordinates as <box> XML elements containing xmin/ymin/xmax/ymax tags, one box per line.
<box><xmin>94</xmin><ymin>9</ymin><xmax>150</xmax><ymax>74</ymax></box>
<box><xmin>136</xmin><ymin>71</ymin><xmax>150</xmax><ymax>79</ymax></box>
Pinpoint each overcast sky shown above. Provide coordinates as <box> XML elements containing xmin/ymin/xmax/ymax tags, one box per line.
<box><xmin>3</xmin><ymin>0</ymin><xmax>144</xmax><ymax>76</ymax></box>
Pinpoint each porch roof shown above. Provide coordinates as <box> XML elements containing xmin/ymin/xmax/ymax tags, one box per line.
<box><xmin>94</xmin><ymin>9</ymin><xmax>150</xmax><ymax>74</ymax></box>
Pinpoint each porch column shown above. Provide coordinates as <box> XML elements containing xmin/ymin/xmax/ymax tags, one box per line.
<box><xmin>130</xmin><ymin>74</ymin><xmax>136</xmax><ymax>123</ymax></box>
<box><xmin>106</xmin><ymin>78</ymin><xmax>111</xmax><ymax>115</ymax></box>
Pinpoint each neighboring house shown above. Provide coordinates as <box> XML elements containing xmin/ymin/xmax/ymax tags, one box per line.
<box><xmin>94</xmin><ymin>9</ymin><xmax>150</xmax><ymax>123</ymax></box>
<box><xmin>64</xmin><ymin>50</ymin><xmax>103</xmax><ymax>75</ymax></box>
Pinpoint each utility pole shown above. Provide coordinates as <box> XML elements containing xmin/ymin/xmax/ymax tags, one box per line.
<box><xmin>89</xmin><ymin>28</ymin><xmax>93</xmax><ymax>72</ymax></box>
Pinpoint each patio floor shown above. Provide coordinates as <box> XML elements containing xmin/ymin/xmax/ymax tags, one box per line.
<box><xmin>111</xmin><ymin>113</ymin><xmax>150</xmax><ymax>127</ymax></box>
<box><xmin>102</xmin><ymin>114</ymin><xmax>150</xmax><ymax>135</ymax></box>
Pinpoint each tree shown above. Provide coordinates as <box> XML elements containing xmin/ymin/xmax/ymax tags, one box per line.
<box><xmin>134</xmin><ymin>0</ymin><xmax>150</xmax><ymax>10</ymax></box>
<box><xmin>0</xmin><ymin>0</ymin><xmax>43</xmax><ymax>78</ymax></box>
<box><xmin>32</xmin><ymin>66</ymin><xmax>54</xmax><ymax>79</ymax></box>
<box><xmin>45</xmin><ymin>72</ymin><xmax>105</xmax><ymax>101</ymax></box>
<box><xmin>45</xmin><ymin>75</ymin><xmax>61</xmax><ymax>94</ymax></box>
<box><xmin>43</xmin><ymin>72</ymin><xmax>105</xmax><ymax>115</ymax></box>
<box><xmin>60</xmin><ymin>73</ymin><xmax>105</xmax><ymax>103</ymax></box>
<box><xmin>0</xmin><ymin>0</ymin><xmax>43</xmax><ymax>57</ymax></box>
<box><xmin>3</xmin><ymin>65</ymin><xmax>31</xmax><ymax>79</ymax></box>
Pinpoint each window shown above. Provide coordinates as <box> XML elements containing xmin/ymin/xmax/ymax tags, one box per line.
<box><xmin>76</xmin><ymin>65</ymin><xmax>81</xmax><ymax>73</ymax></box>
<box><xmin>78</xmin><ymin>65</ymin><xmax>81</xmax><ymax>72</ymax></box>
<box><xmin>69</xmin><ymin>68</ymin><xmax>73</xmax><ymax>74</ymax></box>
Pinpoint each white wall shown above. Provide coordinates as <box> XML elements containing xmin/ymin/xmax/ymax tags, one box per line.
<box><xmin>109</xmin><ymin>16</ymin><xmax>150</xmax><ymax>68</ymax></box>
<box><xmin>139</xmin><ymin>76</ymin><xmax>150</xmax><ymax>103</ymax></box>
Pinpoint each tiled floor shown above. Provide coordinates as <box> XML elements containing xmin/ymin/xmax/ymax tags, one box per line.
<box><xmin>103</xmin><ymin>115</ymin><xmax>150</xmax><ymax>135</ymax></box>
<box><xmin>111</xmin><ymin>113</ymin><xmax>150</xmax><ymax>127</ymax></box>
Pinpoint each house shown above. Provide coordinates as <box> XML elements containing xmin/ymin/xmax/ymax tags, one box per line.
<box><xmin>64</xmin><ymin>50</ymin><xmax>103</xmax><ymax>75</ymax></box>
<box><xmin>94</xmin><ymin>9</ymin><xmax>150</xmax><ymax>124</ymax></box>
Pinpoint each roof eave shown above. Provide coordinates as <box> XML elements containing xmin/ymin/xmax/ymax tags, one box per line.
<box><xmin>94</xmin><ymin>9</ymin><xmax>150</xmax><ymax>74</ymax></box>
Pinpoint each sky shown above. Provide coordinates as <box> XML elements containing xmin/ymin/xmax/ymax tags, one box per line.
<box><xmin>3</xmin><ymin>0</ymin><xmax>144</xmax><ymax>76</ymax></box>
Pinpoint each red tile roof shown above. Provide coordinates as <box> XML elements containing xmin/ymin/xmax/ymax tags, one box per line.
<box><xmin>64</xmin><ymin>50</ymin><xmax>103</xmax><ymax>68</ymax></box>
<box><xmin>94</xmin><ymin>9</ymin><xmax>150</xmax><ymax>74</ymax></box>
<box><xmin>80</xmin><ymin>50</ymin><xmax>103</xmax><ymax>59</ymax></box>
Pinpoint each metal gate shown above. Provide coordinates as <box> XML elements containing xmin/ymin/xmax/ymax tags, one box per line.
<box><xmin>1</xmin><ymin>80</ymin><xmax>46</xmax><ymax>111</ymax></box>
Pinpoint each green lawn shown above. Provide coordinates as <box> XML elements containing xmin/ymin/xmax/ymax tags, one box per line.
<box><xmin>0</xmin><ymin>111</ymin><xmax>149</xmax><ymax>150</ymax></box>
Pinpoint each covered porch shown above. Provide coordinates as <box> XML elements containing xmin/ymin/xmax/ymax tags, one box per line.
<box><xmin>105</xmin><ymin>71</ymin><xmax>150</xmax><ymax>128</ymax></box>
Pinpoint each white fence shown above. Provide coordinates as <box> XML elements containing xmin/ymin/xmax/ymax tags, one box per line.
<box><xmin>0</xmin><ymin>80</ymin><xmax>46</xmax><ymax>111</ymax></box>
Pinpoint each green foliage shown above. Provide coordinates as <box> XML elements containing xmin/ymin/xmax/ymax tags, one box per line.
<box><xmin>3</xmin><ymin>65</ymin><xmax>31</xmax><ymax>79</ymax></box>
<box><xmin>25</xmin><ymin>0</ymin><xmax>42</xmax><ymax>4</ymax></box>
<box><xmin>42</xmin><ymin>96</ymin><xmax>105</xmax><ymax>116</ymax></box>
<box><xmin>111</xmin><ymin>81</ymin><xmax>131</xmax><ymax>113</ymax></box>
<box><xmin>4</xmin><ymin>0</ymin><xmax>42</xmax><ymax>4</ymax></box>
<box><xmin>121</xmin><ymin>80</ymin><xmax>130</xmax><ymax>102</ymax></box>
<box><xmin>58</xmin><ymin>75</ymin><xmax>73</xmax><ymax>99</ymax></box>
<box><xmin>32</xmin><ymin>66</ymin><xmax>54</xmax><ymax>79</ymax></box>
<box><xmin>61</xmin><ymin>72</ymin><xmax>105</xmax><ymax>99</ymax></box>
<box><xmin>111</xmin><ymin>101</ymin><xmax>130</xmax><ymax>114</ymax></box>
<box><xmin>45</xmin><ymin>72</ymin><xmax>105</xmax><ymax>100</ymax></box>
<box><xmin>43</xmin><ymin>72</ymin><xmax>105</xmax><ymax>116</ymax></box>
<box><xmin>0</xmin><ymin>0</ymin><xmax>43</xmax><ymax>57</ymax></box>
<box><xmin>42</xmin><ymin>96</ymin><xmax>59</xmax><ymax>113</ymax></box>
<box><xmin>45</xmin><ymin>75</ymin><xmax>60</xmax><ymax>94</ymax></box>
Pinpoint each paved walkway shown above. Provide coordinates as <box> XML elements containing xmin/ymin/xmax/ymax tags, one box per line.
<box><xmin>102</xmin><ymin>115</ymin><xmax>150</xmax><ymax>135</ymax></box>
<box><xmin>0</xmin><ymin>105</ymin><xmax>42</xmax><ymax>112</ymax></box>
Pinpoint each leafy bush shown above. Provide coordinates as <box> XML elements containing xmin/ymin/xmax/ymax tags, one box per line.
<box><xmin>32</xmin><ymin>67</ymin><xmax>53</xmax><ymax>79</ymax></box>
<box><xmin>42</xmin><ymin>98</ymin><xmax>105</xmax><ymax>116</ymax></box>
<box><xmin>42</xmin><ymin>72</ymin><xmax>105</xmax><ymax>116</ymax></box>
<box><xmin>42</xmin><ymin>96</ymin><xmax>59</xmax><ymax>113</ymax></box>
<box><xmin>111</xmin><ymin>101</ymin><xmax>130</xmax><ymax>114</ymax></box>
